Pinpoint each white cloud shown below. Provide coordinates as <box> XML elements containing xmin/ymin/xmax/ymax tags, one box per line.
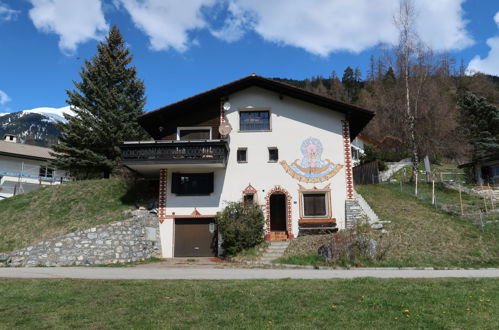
<box><xmin>0</xmin><ymin>90</ymin><xmax>11</xmax><ymax>105</ymax></box>
<box><xmin>118</xmin><ymin>0</ymin><xmax>215</xmax><ymax>52</ymax></box>
<box><xmin>212</xmin><ymin>0</ymin><xmax>473</xmax><ymax>56</ymax></box>
<box><xmin>28</xmin><ymin>0</ymin><xmax>109</xmax><ymax>54</ymax></box>
<box><xmin>467</xmin><ymin>12</ymin><xmax>499</xmax><ymax>76</ymax></box>
<box><xmin>0</xmin><ymin>1</ymin><xmax>19</xmax><ymax>21</ymax></box>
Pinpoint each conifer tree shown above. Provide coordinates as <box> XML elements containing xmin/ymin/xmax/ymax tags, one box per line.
<box><xmin>458</xmin><ymin>91</ymin><xmax>499</xmax><ymax>162</ymax></box>
<box><xmin>51</xmin><ymin>26</ymin><xmax>146</xmax><ymax>178</ymax></box>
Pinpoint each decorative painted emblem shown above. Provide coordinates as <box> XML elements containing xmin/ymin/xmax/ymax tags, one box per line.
<box><xmin>280</xmin><ymin>137</ymin><xmax>343</xmax><ymax>183</ymax></box>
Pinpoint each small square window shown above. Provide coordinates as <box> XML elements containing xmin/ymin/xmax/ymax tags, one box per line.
<box><xmin>237</xmin><ymin>148</ymin><xmax>247</xmax><ymax>163</ymax></box>
<box><xmin>268</xmin><ymin>148</ymin><xmax>278</xmax><ymax>162</ymax></box>
<box><xmin>244</xmin><ymin>193</ymin><xmax>254</xmax><ymax>204</ymax></box>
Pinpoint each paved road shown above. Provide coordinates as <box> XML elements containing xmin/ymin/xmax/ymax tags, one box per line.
<box><xmin>1</xmin><ymin>267</ymin><xmax>499</xmax><ymax>280</ymax></box>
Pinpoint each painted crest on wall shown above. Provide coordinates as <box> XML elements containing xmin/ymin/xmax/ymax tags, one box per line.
<box><xmin>280</xmin><ymin>137</ymin><xmax>343</xmax><ymax>183</ymax></box>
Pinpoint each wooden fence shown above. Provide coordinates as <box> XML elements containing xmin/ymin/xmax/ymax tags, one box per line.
<box><xmin>353</xmin><ymin>161</ymin><xmax>380</xmax><ymax>185</ymax></box>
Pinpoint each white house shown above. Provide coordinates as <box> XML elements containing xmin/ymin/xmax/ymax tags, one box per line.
<box><xmin>0</xmin><ymin>134</ymin><xmax>67</xmax><ymax>199</ymax></box>
<box><xmin>121</xmin><ymin>75</ymin><xmax>374</xmax><ymax>258</ymax></box>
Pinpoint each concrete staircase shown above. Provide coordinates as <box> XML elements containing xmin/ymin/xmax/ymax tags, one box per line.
<box><xmin>353</xmin><ymin>191</ymin><xmax>380</xmax><ymax>224</ymax></box>
<box><xmin>380</xmin><ymin>158</ymin><xmax>411</xmax><ymax>182</ymax></box>
<box><xmin>258</xmin><ymin>241</ymin><xmax>290</xmax><ymax>264</ymax></box>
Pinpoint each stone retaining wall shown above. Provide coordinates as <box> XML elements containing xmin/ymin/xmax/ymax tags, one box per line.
<box><xmin>8</xmin><ymin>210</ymin><xmax>161</xmax><ymax>267</ymax></box>
<box><xmin>345</xmin><ymin>199</ymin><xmax>368</xmax><ymax>229</ymax></box>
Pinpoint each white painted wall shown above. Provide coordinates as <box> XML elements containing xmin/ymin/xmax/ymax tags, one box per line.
<box><xmin>159</xmin><ymin>86</ymin><xmax>349</xmax><ymax>256</ymax></box>
<box><xmin>0</xmin><ymin>155</ymin><xmax>67</xmax><ymax>198</ymax></box>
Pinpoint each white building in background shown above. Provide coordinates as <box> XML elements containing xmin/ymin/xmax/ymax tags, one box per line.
<box><xmin>0</xmin><ymin>134</ymin><xmax>68</xmax><ymax>199</ymax></box>
<box><xmin>121</xmin><ymin>75</ymin><xmax>374</xmax><ymax>258</ymax></box>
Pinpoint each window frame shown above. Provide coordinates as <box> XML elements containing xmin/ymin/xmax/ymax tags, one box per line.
<box><xmin>299</xmin><ymin>190</ymin><xmax>331</xmax><ymax>219</ymax></box>
<box><xmin>176</xmin><ymin>126</ymin><xmax>212</xmax><ymax>141</ymax></box>
<box><xmin>39</xmin><ymin>166</ymin><xmax>54</xmax><ymax>178</ymax></box>
<box><xmin>238</xmin><ymin>107</ymin><xmax>272</xmax><ymax>132</ymax></box>
<box><xmin>268</xmin><ymin>147</ymin><xmax>278</xmax><ymax>163</ymax></box>
<box><xmin>237</xmin><ymin>148</ymin><xmax>248</xmax><ymax>163</ymax></box>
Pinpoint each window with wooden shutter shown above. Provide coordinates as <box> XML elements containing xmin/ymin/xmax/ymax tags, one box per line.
<box><xmin>302</xmin><ymin>193</ymin><xmax>327</xmax><ymax>217</ymax></box>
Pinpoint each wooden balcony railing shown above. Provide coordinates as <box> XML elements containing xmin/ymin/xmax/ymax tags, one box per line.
<box><xmin>120</xmin><ymin>140</ymin><xmax>229</xmax><ymax>166</ymax></box>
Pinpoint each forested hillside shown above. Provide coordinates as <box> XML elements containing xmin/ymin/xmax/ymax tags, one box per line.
<box><xmin>274</xmin><ymin>60</ymin><xmax>499</xmax><ymax>163</ymax></box>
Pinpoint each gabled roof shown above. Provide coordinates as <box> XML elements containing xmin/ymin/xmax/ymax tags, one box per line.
<box><xmin>0</xmin><ymin>141</ymin><xmax>54</xmax><ymax>161</ymax></box>
<box><xmin>138</xmin><ymin>74</ymin><xmax>375</xmax><ymax>140</ymax></box>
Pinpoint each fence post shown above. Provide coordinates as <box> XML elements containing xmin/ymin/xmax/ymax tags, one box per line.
<box><xmin>432</xmin><ymin>180</ymin><xmax>435</xmax><ymax>205</ymax></box>
<box><xmin>459</xmin><ymin>186</ymin><xmax>464</xmax><ymax>216</ymax></box>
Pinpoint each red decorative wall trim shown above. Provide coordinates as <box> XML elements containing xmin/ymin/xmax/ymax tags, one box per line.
<box><xmin>242</xmin><ymin>183</ymin><xmax>258</xmax><ymax>201</ymax></box>
<box><xmin>158</xmin><ymin>169</ymin><xmax>168</xmax><ymax>223</ymax></box>
<box><xmin>264</xmin><ymin>186</ymin><xmax>294</xmax><ymax>239</ymax></box>
<box><xmin>342</xmin><ymin>120</ymin><xmax>354</xmax><ymax>200</ymax></box>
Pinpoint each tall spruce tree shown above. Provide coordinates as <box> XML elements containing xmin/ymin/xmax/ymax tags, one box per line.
<box><xmin>458</xmin><ymin>91</ymin><xmax>499</xmax><ymax>162</ymax></box>
<box><xmin>52</xmin><ymin>26</ymin><xmax>146</xmax><ymax>178</ymax></box>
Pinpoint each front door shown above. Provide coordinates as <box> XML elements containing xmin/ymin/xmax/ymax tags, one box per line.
<box><xmin>269</xmin><ymin>193</ymin><xmax>287</xmax><ymax>232</ymax></box>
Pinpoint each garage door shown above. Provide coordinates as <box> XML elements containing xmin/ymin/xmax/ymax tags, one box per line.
<box><xmin>174</xmin><ymin>218</ymin><xmax>217</xmax><ymax>257</ymax></box>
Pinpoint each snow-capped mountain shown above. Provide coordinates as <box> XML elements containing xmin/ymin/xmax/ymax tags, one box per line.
<box><xmin>0</xmin><ymin>106</ymin><xmax>74</xmax><ymax>147</ymax></box>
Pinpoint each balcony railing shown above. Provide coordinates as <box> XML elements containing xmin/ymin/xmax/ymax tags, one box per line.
<box><xmin>120</xmin><ymin>140</ymin><xmax>229</xmax><ymax>166</ymax></box>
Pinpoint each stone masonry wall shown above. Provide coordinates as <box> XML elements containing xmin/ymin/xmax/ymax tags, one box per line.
<box><xmin>345</xmin><ymin>199</ymin><xmax>368</xmax><ymax>229</ymax></box>
<box><xmin>8</xmin><ymin>210</ymin><xmax>161</xmax><ymax>267</ymax></box>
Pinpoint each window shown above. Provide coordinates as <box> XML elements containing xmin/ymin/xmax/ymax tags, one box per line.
<box><xmin>302</xmin><ymin>193</ymin><xmax>328</xmax><ymax>217</ymax></box>
<box><xmin>39</xmin><ymin>166</ymin><xmax>54</xmax><ymax>178</ymax></box>
<box><xmin>177</xmin><ymin>127</ymin><xmax>211</xmax><ymax>140</ymax></box>
<box><xmin>237</xmin><ymin>148</ymin><xmax>247</xmax><ymax>163</ymax></box>
<box><xmin>351</xmin><ymin>147</ymin><xmax>360</xmax><ymax>161</ymax></box>
<box><xmin>243</xmin><ymin>193</ymin><xmax>254</xmax><ymax>204</ymax></box>
<box><xmin>268</xmin><ymin>148</ymin><xmax>278</xmax><ymax>162</ymax></box>
<box><xmin>171</xmin><ymin>173</ymin><xmax>214</xmax><ymax>195</ymax></box>
<box><xmin>240</xmin><ymin>111</ymin><xmax>270</xmax><ymax>131</ymax></box>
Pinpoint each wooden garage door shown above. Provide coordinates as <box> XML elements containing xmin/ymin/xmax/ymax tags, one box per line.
<box><xmin>174</xmin><ymin>218</ymin><xmax>217</xmax><ymax>257</ymax></box>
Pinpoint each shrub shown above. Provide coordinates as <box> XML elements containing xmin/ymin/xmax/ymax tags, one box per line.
<box><xmin>216</xmin><ymin>201</ymin><xmax>265</xmax><ymax>256</ymax></box>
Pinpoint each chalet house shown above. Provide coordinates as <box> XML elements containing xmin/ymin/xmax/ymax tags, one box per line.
<box><xmin>121</xmin><ymin>75</ymin><xmax>374</xmax><ymax>258</ymax></box>
<box><xmin>0</xmin><ymin>134</ymin><xmax>68</xmax><ymax>199</ymax></box>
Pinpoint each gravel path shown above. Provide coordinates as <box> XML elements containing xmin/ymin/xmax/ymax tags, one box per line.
<box><xmin>1</xmin><ymin>267</ymin><xmax>499</xmax><ymax>280</ymax></box>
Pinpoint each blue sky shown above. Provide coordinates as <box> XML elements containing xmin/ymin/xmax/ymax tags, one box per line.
<box><xmin>0</xmin><ymin>0</ymin><xmax>498</xmax><ymax>114</ymax></box>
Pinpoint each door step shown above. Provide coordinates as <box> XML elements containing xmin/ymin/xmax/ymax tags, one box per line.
<box><xmin>268</xmin><ymin>231</ymin><xmax>288</xmax><ymax>241</ymax></box>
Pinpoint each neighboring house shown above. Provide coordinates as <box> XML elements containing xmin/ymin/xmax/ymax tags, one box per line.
<box><xmin>460</xmin><ymin>157</ymin><xmax>499</xmax><ymax>186</ymax></box>
<box><xmin>0</xmin><ymin>134</ymin><xmax>68</xmax><ymax>199</ymax></box>
<box><xmin>351</xmin><ymin>133</ymin><xmax>381</xmax><ymax>166</ymax></box>
<box><xmin>121</xmin><ymin>75</ymin><xmax>374</xmax><ymax>258</ymax></box>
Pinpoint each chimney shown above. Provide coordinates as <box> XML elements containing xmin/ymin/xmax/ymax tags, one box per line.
<box><xmin>3</xmin><ymin>134</ymin><xmax>17</xmax><ymax>143</ymax></box>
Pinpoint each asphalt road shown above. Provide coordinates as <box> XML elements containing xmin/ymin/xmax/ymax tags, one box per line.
<box><xmin>1</xmin><ymin>267</ymin><xmax>499</xmax><ymax>280</ymax></box>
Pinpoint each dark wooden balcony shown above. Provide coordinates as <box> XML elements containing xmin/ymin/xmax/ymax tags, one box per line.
<box><xmin>120</xmin><ymin>140</ymin><xmax>229</xmax><ymax>167</ymax></box>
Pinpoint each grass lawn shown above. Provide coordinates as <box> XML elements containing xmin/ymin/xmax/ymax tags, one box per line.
<box><xmin>0</xmin><ymin>278</ymin><xmax>497</xmax><ymax>329</ymax></box>
<box><xmin>356</xmin><ymin>184</ymin><xmax>499</xmax><ymax>267</ymax></box>
<box><xmin>0</xmin><ymin>178</ymin><xmax>139</xmax><ymax>253</ymax></box>
<box><xmin>279</xmin><ymin>183</ymin><xmax>499</xmax><ymax>268</ymax></box>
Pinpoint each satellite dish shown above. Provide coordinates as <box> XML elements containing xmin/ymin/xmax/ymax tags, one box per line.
<box><xmin>223</xmin><ymin>102</ymin><xmax>231</xmax><ymax>111</ymax></box>
<box><xmin>219</xmin><ymin>122</ymin><xmax>232</xmax><ymax>136</ymax></box>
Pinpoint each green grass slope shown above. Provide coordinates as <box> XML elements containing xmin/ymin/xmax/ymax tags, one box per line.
<box><xmin>281</xmin><ymin>183</ymin><xmax>499</xmax><ymax>268</ymax></box>
<box><xmin>0</xmin><ymin>178</ymin><xmax>137</xmax><ymax>253</ymax></box>
<box><xmin>356</xmin><ymin>184</ymin><xmax>499</xmax><ymax>267</ymax></box>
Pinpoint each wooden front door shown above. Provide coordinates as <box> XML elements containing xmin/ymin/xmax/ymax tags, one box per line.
<box><xmin>269</xmin><ymin>193</ymin><xmax>287</xmax><ymax>232</ymax></box>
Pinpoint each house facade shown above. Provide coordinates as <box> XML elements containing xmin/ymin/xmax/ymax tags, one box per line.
<box><xmin>0</xmin><ymin>134</ymin><xmax>68</xmax><ymax>199</ymax></box>
<box><xmin>121</xmin><ymin>75</ymin><xmax>374</xmax><ymax>258</ymax></box>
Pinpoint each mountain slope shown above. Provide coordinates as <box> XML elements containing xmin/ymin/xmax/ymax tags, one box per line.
<box><xmin>0</xmin><ymin>106</ymin><xmax>73</xmax><ymax>147</ymax></box>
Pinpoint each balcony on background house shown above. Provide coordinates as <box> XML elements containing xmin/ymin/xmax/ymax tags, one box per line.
<box><xmin>120</xmin><ymin>140</ymin><xmax>229</xmax><ymax>176</ymax></box>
